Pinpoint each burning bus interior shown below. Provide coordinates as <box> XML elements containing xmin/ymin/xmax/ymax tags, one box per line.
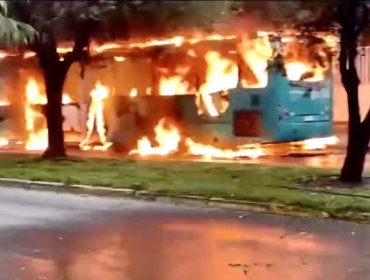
<box><xmin>0</xmin><ymin>30</ymin><xmax>339</xmax><ymax>160</ymax></box>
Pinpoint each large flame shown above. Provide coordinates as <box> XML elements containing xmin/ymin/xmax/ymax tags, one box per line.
<box><xmin>0</xmin><ymin>31</ymin><xmax>331</xmax><ymax>88</ymax></box>
<box><xmin>80</xmin><ymin>81</ymin><xmax>111</xmax><ymax>151</ymax></box>
<box><xmin>285</xmin><ymin>62</ymin><xmax>309</xmax><ymax>81</ymax></box>
<box><xmin>130</xmin><ymin>118</ymin><xmax>265</xmax><ymax>159</ymax></box>
<box><xmin>0</xmin><ymin>33</ymin><xmax>237</xmax><ymax>61</ymax></box>
<box><xmin>151</xmin><ymin>33</ymin><xmax>329</xmax><ymax>118</ymax></box>
<box><xmin>130</xmin><ymin>119</ymin><xmax>181</xmax><ymax>156</ymax></box>
<box><xmin>285</xmin><ymin>62</ymin><xmax>325</xmax><ymax>82</ymax></box>
<box><xmin>1</xmin><ymin>30</ymin><xmax>333</xmax><ymax>155</ymax></box>
<box><xmin>239</xmin><ymin>36</ymin><xmax>273</xmax><ymax>87</ymax></box>
<box><xmin>197</xmin><ymin>51</ymin><xmax>238</xmax><ymax>117</ymax></box>
<box><xmin>24</xmin><ymin>78</ymin><xmax>48</xmax><ymax>151</ymax></box>
<box><xmin>159</xmin><ymin>75</ymin><xmax>191</xmax><ymax>96</ymax></box>
<box><xmin>24</xmin><ymin>78</ymin><xmax>74</xmax><ymax>151</ymax></box>
<box><xmin>130</xmin><ymin>119</ymin><xmax>339</xmax><ymax>159</ymax></box>
<box><xmin>2</xmin><ymin>31</ymin><xmax>329</xmax><ymax>121</ymax></box>
<box><xmin>200</xmin><ymin>51</ymin><xmax>238</xmax><ymax>94</ymax></box>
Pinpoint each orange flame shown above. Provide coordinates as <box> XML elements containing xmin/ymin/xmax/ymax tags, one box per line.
<box><xmin>9</xmin><ymin>31</ymin><xmax>331</xmax><ymax>155</ymax></box>
<box><xmin>200</xmin><ymin>51</ymin><xmax>238</xmax><ymax>95</ymax></box>
<box><xmin>239</xmin><ymin>36</ymin><xmax>273</xmax><ymax>87</ymax></box>
<box><xmin>94</xmin><ymin>34</ymin><xmax>236</xmax><ymax>53</ymax></box>
<box><xmin>114</xmin><ymin>56</ymin><xmax>126</xmax><ymax>62</ymax></box>
<box><xmin>129</xmin><ymin>88</ymin><xmax>138</xmax><ymax>97</ymax></box>
<box><xmin>0</xmin><ymin>138</ymin><xmax>9</xmax><ymax>147</ymax></box>
<box><xmin>299</xmin><ymin>136</ymin><xmax>339</xmax><ymax>150</ymax></box>
<box><xmin>285</xmin><ymin>62</ymin><xmax>325</xmax><ymax>82</ymax></box>
<box><xmin>0</xmin><ymin>34</ymin><xmax>236</xmax><ymax>61</ymax></box>
<box><xmin>23</xmin><ymin>78</ymin><xmax>73</xmax><ymax>151</ymax></box>
<box><xmin>0</xmin><ymin>52</ymin><xmax>8</xmax><ymax>59</ymax></box>
<box><xmin>24</xmin><ymin>78</ymin><xmax>48</xmax><ymax>151</ymax></box>
<box><xmin>130</xmin><ymin>119</ymin><xmax>181</xmax><ymax>156</ymax></box>
<box><xmin>197</xmin><ymin>51</ymin><xmax>238</xmax><ymax>117</ymax></box>
<box><xmin>80</xmin><ymin>81</ymin><xmax>111</xmax><ymax>151</ymax></box>
<box><xmin>62</xmin><ymin>94</ymin><xmax>73</xmax><ymax>104</ymax></box>
<box><xmin>285</xmin><ymin>62</ymin><xmax>308</xmax><ymax>81</ymax></box>
<box><xmin>23</xmin><ymin>52</ymin><xmax>36</xmax><ymax>59</ymax></box>
<box><xmin>145</xmin><ymin>87</ymin><xmax>152</xmax><ymax>96</ymax></box>
<box><xmin>159</xmin><ymin>75</ymin><xmax>190</xmax><ymax>96</ymax></box>
<box><xmin>0</xmin><ymin>32</ymin><xmax>331</xmax><ymax>89</ymax></box>
<box><xmin>0</xmin><ymin>98</ymin><xmax>10</xmax><ymax>106</ymax></box>
<box><xmin>130</xmin><ymin>118</ymin><xmax>265</xmax><ymax>159</ymax></box>
<box><xmin>185</xmin><ymin>138</ymin><xmax>265</xmax><ymax>159</ymax></box>
<box><xmin>129</xmin><ymin>120</ymin><xmax>338</xmax><ymax>159</ymax></box>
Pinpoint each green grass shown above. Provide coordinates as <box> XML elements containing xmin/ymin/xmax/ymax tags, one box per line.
<box><xmin>0</xmin><ymin>154</ymin><xmax>370</xmax><ymax>219</ymax></box>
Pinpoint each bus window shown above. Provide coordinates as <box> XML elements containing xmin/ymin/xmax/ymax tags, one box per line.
<box><xmin>153</xmin><ymin>49</ymin><xmax>197</xmax><ymax>96</ymax></box>
<box><xmin>237</xmin><ymin>36</ymin><xmax>272</xmax><ymax>88</ymax></box>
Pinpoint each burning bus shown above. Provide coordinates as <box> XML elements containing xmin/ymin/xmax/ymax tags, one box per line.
<box><xmin>0</xmin><ymin>31</ymin><xmax>337</xmax><ymax>159</ymax></box>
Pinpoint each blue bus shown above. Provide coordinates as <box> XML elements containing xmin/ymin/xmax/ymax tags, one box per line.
<box><xmin>0</xmin><ymin>33</ymin><xmax>334</xmax><ymax>151</ymax></box>
<box><xmin>153</xmin><ymin>71</ymin><xmax>333</xmax><ymax>147</ymax></box>
<box><xmin>116</xmin><ymin>39</ymin><xmax>333</xmax><ymax>148</ymax></box>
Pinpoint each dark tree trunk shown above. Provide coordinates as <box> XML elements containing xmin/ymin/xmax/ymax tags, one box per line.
<box><xmin>32</xmin><ymin>20</ymin><xmax>94</xmax><ymax>159</ymax></box>
<box><xmin>342</xmin><ymin>108</ymin><xmax>370</xmax><ymax>181</ymax></box>
<box><xmin>338</xmin><ymin>2</ymin><xmax>369</xmax><ymax>183</ymax></box>
<box><xmin>340</xmin><ymin>115</ymin><xmax>367</xmax><ymax>182</ymax></box>
<box><xmin>35</xmin><ymin>38</ymin><xmax>73</xmax><ymax>159</ymax></box>
<box><xmin>42</xmin><ymin>64</ymin><xmax>69</xmax><ymax>159</ymax></box>
<box><xmin>339</xmin><ymin>47</ymin><xmax>364</xmax><ymax>182</ymax></box>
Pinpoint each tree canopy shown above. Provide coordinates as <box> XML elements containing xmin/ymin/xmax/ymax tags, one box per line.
<box><xmin>0</xmin><ymin>0</ymin><xmax>37</xmax><ymax>48</ymax></box>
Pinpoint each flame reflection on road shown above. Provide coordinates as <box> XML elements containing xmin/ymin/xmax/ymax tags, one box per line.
<box><xmin>8</xmin><ymin>218</ymin><xmax>347</xmax><ymax>280</ymax></box>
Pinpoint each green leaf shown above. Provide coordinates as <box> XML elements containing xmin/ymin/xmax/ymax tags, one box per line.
<box><xmin>0</xmin><ymin>15</ymin><xmax>37</xmax><ymax>48</ymax></box>
<box><xmin>0</xmin><ymin>1</ymin><xmax>7</xmax><ymax>16</ymax></box>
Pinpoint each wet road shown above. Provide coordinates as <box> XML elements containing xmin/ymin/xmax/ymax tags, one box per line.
<box><xmin>0</xmin><ymin>187</ymin><xmax>370</xmax><ymax>280</ymax></box>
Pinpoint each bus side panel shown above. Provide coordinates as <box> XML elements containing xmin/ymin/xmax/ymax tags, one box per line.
<box><xmin>261</xmin><ymin>73</ymin><xmax>289</xmax><ymax>141</ymax></box>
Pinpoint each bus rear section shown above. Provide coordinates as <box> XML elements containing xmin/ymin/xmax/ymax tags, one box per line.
<box><xmin>173</xmin><ymin>63</ymin><xmax>333</xmax><ymax>146</ymax></box>
<box><xmin>260</xmin><ymin>71</ymin><xmax>333</xmax><ymax>142</ymax></box>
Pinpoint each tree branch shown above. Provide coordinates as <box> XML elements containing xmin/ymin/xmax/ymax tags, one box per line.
<box><xmin>62</xmin><ymin>20</ymin><xmax>95</xmax><ymax>68</ymax></box>
<box><xmin>33</xmin><ymin>28</ymin><xmax>59</xmax><ymax>69</ymax></box>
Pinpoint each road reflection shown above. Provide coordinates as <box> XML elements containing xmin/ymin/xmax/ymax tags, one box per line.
<box><xmin>8</xmin><ymin>216</ymin><xmax>347</xmax><ymax>280</ymax></box>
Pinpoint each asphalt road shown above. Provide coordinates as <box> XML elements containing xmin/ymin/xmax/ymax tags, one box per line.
<box><xmin>0</xmin><ymin>187</ymin><xmax>370</xmax><ymax>280</ymax></box>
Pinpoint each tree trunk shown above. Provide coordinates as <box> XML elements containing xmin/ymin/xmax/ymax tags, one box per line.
<box><xmin>42</xmin><ymin>65</ymin><xmax>69</xmax><ymax>159</ymax></box>
<box><xmin>340</xmin><ymin>130</ymin><xmax>366</xmax><ymax>182</ymax></box>
<box><xmin>337</xmin><ymin>1</ymin><xmax>370</xmax><ymax>183</ymax></box>
<box><xmin>34</xmin><ymin>24</ymin><xmax>92</xmax><ymax>159</ymax></box>
<box><xmin>340</xmin><ymin>62</ymin><xmax>365</xmax><ymax>182</ymax></box>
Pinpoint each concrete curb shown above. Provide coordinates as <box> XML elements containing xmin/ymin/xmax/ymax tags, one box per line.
<box><xmin>0</xmin><ymin>178</ymin><xmax>368</xmax><ymax>223</ymax></box>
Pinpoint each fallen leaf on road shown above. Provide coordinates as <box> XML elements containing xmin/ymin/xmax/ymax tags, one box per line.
<box><xmin>229</xmin><ymin>263</ymin><xmax>249</xmax><ymax>269</ymax></box>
